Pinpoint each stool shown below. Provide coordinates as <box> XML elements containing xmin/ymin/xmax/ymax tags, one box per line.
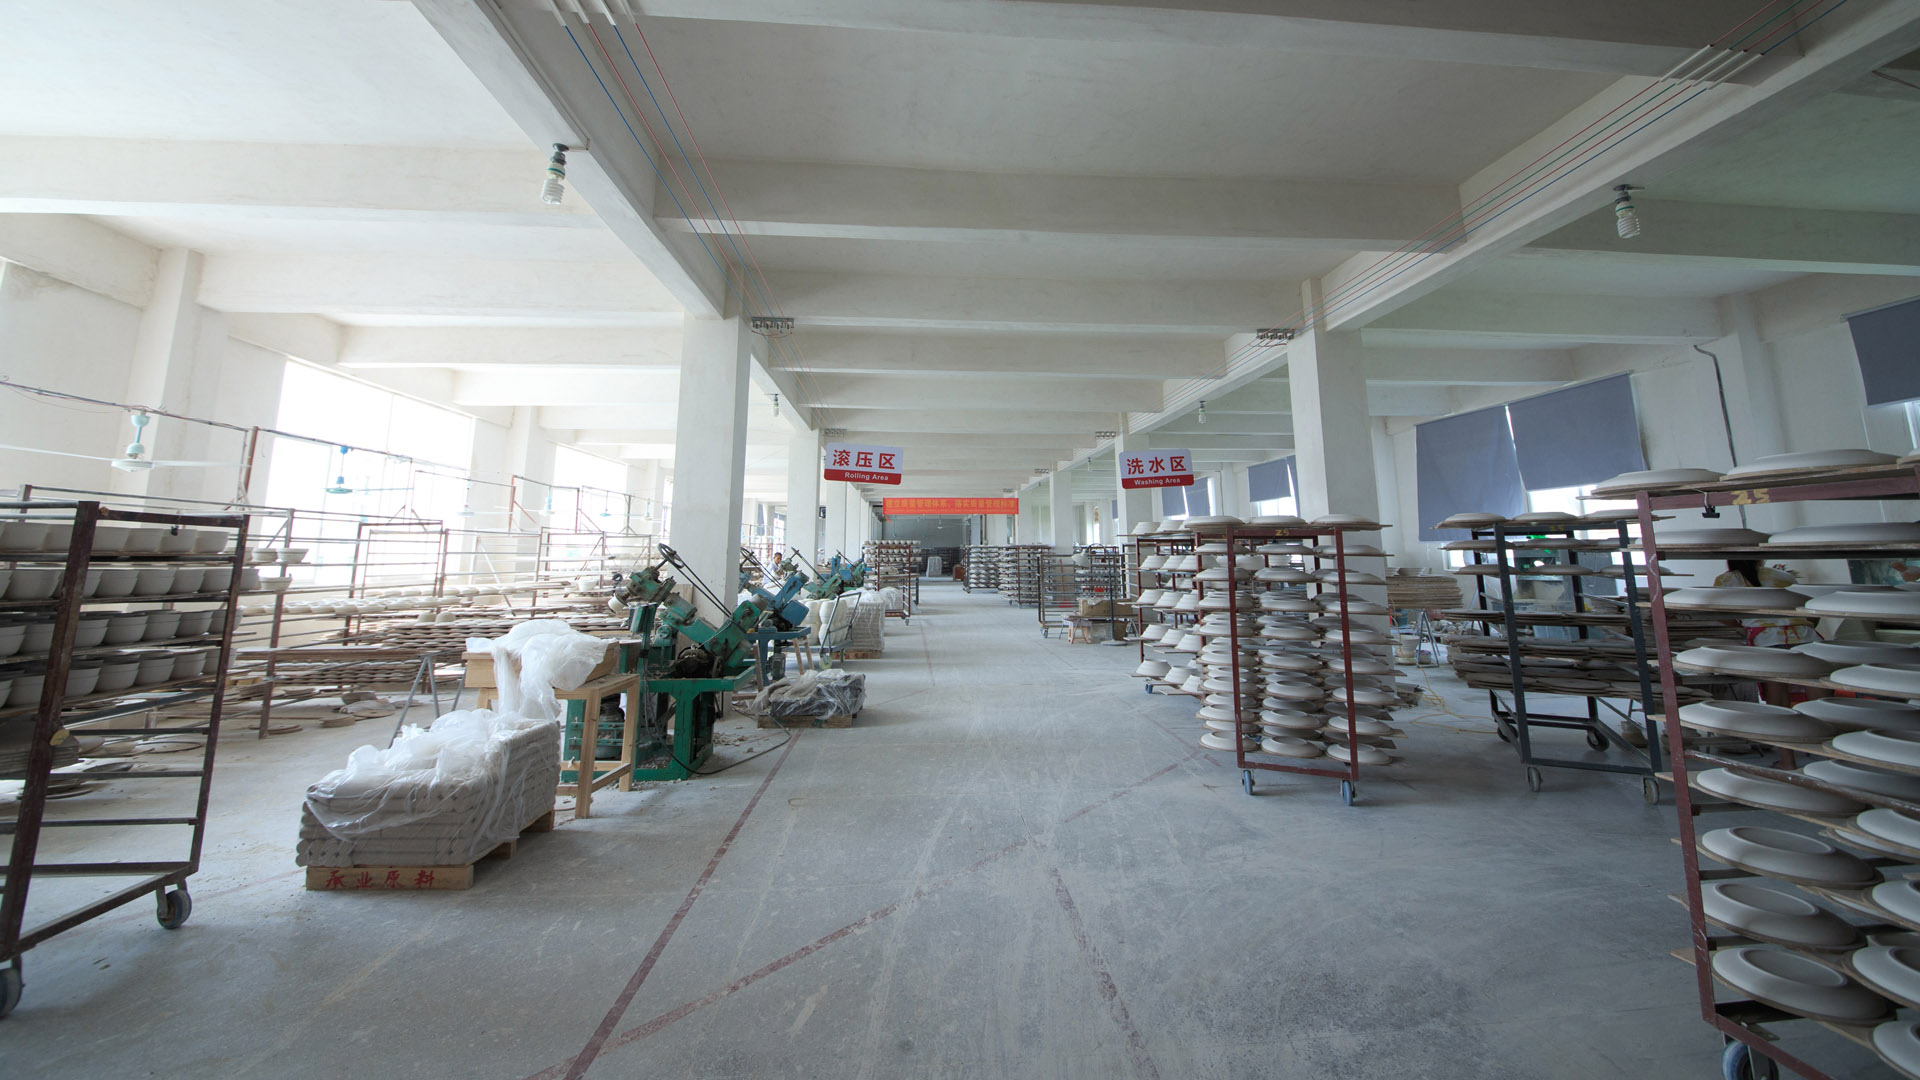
<box><xmin>1065</xmin><ymin>616</ymin><xmax>1095</xmax><ymax>645</ymax></box>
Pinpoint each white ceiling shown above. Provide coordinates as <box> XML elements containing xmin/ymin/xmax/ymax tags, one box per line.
<box><xmin>734</xmin><ymin>233</ymin><xmax>1350</xmax><ymax>282</ymax></box>
<box><xmin>1463</xmin><ymin>254</ymin><xmax>1807</xmax><ymax>300</ymax></box>
<box><xmin>97</xmin><ymin>216</ymin><xmax>629</xmax><ymax>261</ymax></box>
<box><xmin>1651</xmin><ymin>91</ymin><xmax>1920</xmax><ymax>215</ymax></box>
<box><xmin>0</xmin><ymin>0</ymin><xmax>527</xmax><ymax>147</ymax></box>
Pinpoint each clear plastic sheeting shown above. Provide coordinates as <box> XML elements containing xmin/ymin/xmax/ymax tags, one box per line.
<box><xmin>465</xmin><ymin>619</ymin><xmax>611</xmax><ymax>721</ymax></box>
<box><xmin>297</xmin><ymin>709</ymin><xmax>559</xmax><ymax>867</ymax></box>
<box><xmin>802</xmin><ymin>595</ymin><xmax>860</xmax><ymax>647</ymax></box>
<box><xmin>751</xmin><ymin>669</ymin><xmax>866</xmax><ymax>719</ymax></box>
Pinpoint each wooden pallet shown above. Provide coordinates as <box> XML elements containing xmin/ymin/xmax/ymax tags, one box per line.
<box><xmin>839</xmin><ymin>649</ymin><xmax>882</xmax><ymax>660</ymax></box>
<box><xmin>756</xmin><ymin>712</ymin><xmax>854</xmax><ymax>729</ymax></box>
<box><xmin>303</xmin><ymin>808</ymin><xmax>556</xmax><ymax>892</ymax></box>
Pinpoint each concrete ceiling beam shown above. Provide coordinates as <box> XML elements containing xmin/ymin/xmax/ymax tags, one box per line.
<box><xmin>411</xmin><ymin>0</ymin><xmax>725</xmax><ymax>315</ymax></box>
<box><xmin>1150</xmin><ymin>434</ymin><xmax>1294</xmax><ymax>452</ymax></box>
<box><xmin>660</xmin><ymin>158</ymin><xmax>1457</xmax><ymax>249</ymax></box>
<box><xmin>1361</xmin><ymin>348</ymin><xmax>1577</xmax><ymax>385</ymax></box>
<box><xmin>197</xmin><ymin>253</ymin><xmax>682</xmax><ymax>322</ymax></box>
<box><xmin>837</xmin><ymin>431</ymin><xmax>1094</xmax><ymax>454</ymax></box>
<box><xmin>762</xmin><ymin>270</ymin><xmax>1289</xmax><ymax>335</ymax></box>
<box><xmin>1361</xmin><ymin>290</ymin><xmax>1723</xmax><ymax>346</ymax></box>
<box><xmin>795</xmin><ymin>373</ymin><xmax>1163</xmax><ymax>413</ymax></box>
<box><xmin>615</xmin><ymin>0</ymin><xmax>1742</xmax><ymax>74</ymax></box>
<box><xmin>770</xmin><ymin>331</ymin><xmax>1221</xmax><ymax>380</ymax></box>
<box><xmin>820</xmin><ymin>408</ymin><xmax>1118</xmax><ymax>436</ymax></box>
<box><xmin>338</xmin><ymin>325</ymin><xmax>682</xmax><ymax>370</ymax></box>
<box><xmin>1523</xmin><ymin>199</ymin><xmax>1920</xmax><ymax>277</ymax></box>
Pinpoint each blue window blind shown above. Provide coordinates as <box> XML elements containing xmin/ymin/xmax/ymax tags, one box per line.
<box><xmin>1247</xmin><ymin>457</ymin><xmax>1292</xmax><ymax>502</ymax></box>
<box><xmin>1184</xmin><ymin>480</ymin><xmax>1212</xmax><ymax>516</ymax></box>
<box><xmin>1847</xmin><ymin>297</ymin><xmax>1920</xmax><ymax>406</ymax></box>
<box><xmin>1415</xmin><ymin>406</ymin><xmax>1526</xmax><ymax>541</ymax></box>
<box><xmin>1160</xmin><ymin>487</ymin><xmax>1184</xmax><ymax>516</ymax></box>
<box><xmin>1506</xmin><ymin>374</ymin><xmax>1645</xmax><ymax>491</ymax></box>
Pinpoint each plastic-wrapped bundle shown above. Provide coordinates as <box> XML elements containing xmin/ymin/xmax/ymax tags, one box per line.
<box><xmin>752</xmin><ymin>669</ymin><xmax>866</xmax><ymax>719</ymax></box>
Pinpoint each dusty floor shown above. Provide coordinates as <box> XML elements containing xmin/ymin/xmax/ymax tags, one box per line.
<box><xmin>3</xmin><ymin>580</ymin><xmax>1887</xmax><ymax>1077</ymax></box>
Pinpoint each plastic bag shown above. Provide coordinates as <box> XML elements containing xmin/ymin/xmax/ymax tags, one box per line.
<box><xmin>468</xmin><ymin>619</ymin><xmax>610</xmax><ymax>721</ymax></box>
<box><xmin>752</xmin><ymin>669</ymin><xmax>866</xmax><ymax>718</ymax></box>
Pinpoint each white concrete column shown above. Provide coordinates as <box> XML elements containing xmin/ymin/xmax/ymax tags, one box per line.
<box><xmin>116</xmin><ymin>248</ymin><xmax>208</xmax><ymax>498</ymax></box>
<box><xmin>1047</xmin><ymin>470</ymin><xmax>1073</xmax><ymax>551</ymax></box>
<box><xmin>1290</xmin><ymin>280</ymin><xmax>1379</xmax><ymax>522</ymax></box>
<box><xmin>502</xmin><ymin>405</ymin><xmax>558</xmax><ymax>531</ymax></box>
<box><xmin>822</xmin><ymin>481</ymin><xmax>848</xmax><ymax>558</ymax></box>
<box><xmin>1014</xmin><ymin>486</ymin><xmax>1035</xmax><ymax>543</ymax></box>
<box><xmin>1112</xmin><ymin>430</ymin><xmax>1155</xmax><ymax>533</ymax></box>
<box><xmin>1716</xmin><ymin>294</ymin><xmax>1802</xmax><ymax>531</ymax></box>
<box><xmin>668</xmin><ymin>313</ymin><xmax>752</xmax><ymax>613</ymax></box>
<box><xmin>1369</xmin><ymin>418</ymin><xmax>1406</xmax><ymax>558</ymax></box>
<box><xmin>1082</xmin><ymin>501</ymin><xmax>1099</xmax><ymax>546</ymax></box>
<box><xmin>785</xmin><ymin>427</ymin><xmax>822</xmax><ymax>561</ymax></box>
<box><xmin>1220</xmin><ymin>465</ymin><xmax>1250</xmax><ymax>518</ymax></box>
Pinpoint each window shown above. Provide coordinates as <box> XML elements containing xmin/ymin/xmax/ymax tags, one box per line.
<box><xmin>550</xmin><ymin>445</ymin><xmax>630</xmax><ymax>530</ymax></box>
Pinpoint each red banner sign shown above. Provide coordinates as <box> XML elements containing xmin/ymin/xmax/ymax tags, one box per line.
<box><xmin>1118</xmin><ymin>449</ymin><xmax>1194</xmax><ymax>489</ymax></box>
<box><xmin>882</xmin><ymin>497</ymin><xmax>1019</xmax><ymax>516</ymax></box>
<box><xmin>823</xmin><ymin>441</ymin><xmax>903</xmax><ymax>485</ymax></box>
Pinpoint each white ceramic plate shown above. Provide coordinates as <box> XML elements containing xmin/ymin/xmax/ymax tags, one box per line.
<box><xmin>1184</xmin><ymin>515</ymin><xmax>1245</xmax><ymax>528</ymax></box>
<box><xmin>1591</xmin><ymin>467</ymin><xmax>1724</xmax><ymax>494</ymax></box>
<box><xmin>1876</xmin><ymin>881</ymin><xmax>1920</xmax><ymax>930</ymax></box>
<box><xmin>1804</xmin><ymin>759</ymin><xmax>1920</xmax><ymax>802</ymax></box>
<box><xmin>1254</xmin><ymin>568</ymin><xmax>1315</xmax><ymax>584</ymax></box>
<box><xmin>1699</xmin><ymin>881</ymin><xmax>1861</xmax><ymax>950</ymax></box>
<box><xmin>1247</xmin><ymin>515</ymin><xmax>1306</xmax><ymax>527</ymax></box>
<box><xmin>1313</xmin><ymin>514</ymin><xmax>1381</xmax><ymax>528</ymax></box>
<box><xmin>1858</xmin><ymin>809</ymin><xmax>1920</xmax><ymax>853</ymax></box>
<box><xmin>1698</xmin><ymin>826</ymin><xmax>1879</xmax><ymax>887</ymax></box>
<box><xmin>1199</xmin><ymin>731</ymin><xmax>1255</xmax><ymax>753</ymax></box>
<box><xmin>1261</xmin><ymin>710</ymin><xmax>1326</xmax><ymax>733</ymax></box>
<box><xmin>1132</xmin><ymin>660</ymin><xmax>1170</xmax><ymax>678</ymax></box>
<box><xmin>1263</xmin><ymin>682</ymin><xmax>1326</xmax><ymax>703</ymax></box>
<box><xmin>1261</xmin><ymin>653</ymin><xmax>1323</xmax><ymax>673</ymax></box>
<box><xmin>1664</xmin><ymin>586</ymin><xmax>1806</xmax><ymax>611</ymax></box>
<box><xmin>1320</xmin><ymin>715</ymin><xmax>1394</xmax><ymax>737</ymax></box>
<box><xmin>1675</xmin><ymin>644</ymin><xmax>1838</xmax><ymax>680</ymax></box>
<box><xmin>1325</xmin><ymin>742</ymin><xmax>1392</xmax><ymax>766</ymax></box>
<box><xmin>1434</xmin><ymin>512</ymin><xmax>1504</xmax><ymax>530</ymax></box>
<box><xmin>1678</xmin><ymin>700</ymin><xmax>1834</xmax><ymax>743</ymax></box>
<box><xmin>1832</xmin><ymin>663</ymin><xmax>1920</xmax><ymax>698</ymax></box>
<box><xmin>1798</xmin><ymin>697</ymin><xmax>1920</xmax><ymax>733</ymax></box>
<box><xmin>1695</xmin><ymin>768</ymin><xmax>1866</xmax><ymax>816</ymax></box>
<box><xmin>1649</xmin><ymin>527</ymin><xmax>1771</xmax><ymax>546</ymax></box>
<box><xmin>1835</xmin><ymin>729</ymin><xmax>1920</xmax><ymax>772</ymax></box>
<box><xmin>1508</xmin><ymin>511</ymin><xmax>1579</xmax><ymax>523</ymax></box>
<box><xmin>1764</xmin><ymin>522</ymin><xmax>1920</xmax><ymax>547</ymax></box>
<box><xmin>1808</xmin><ymin>593</ymin><xmax>1920</xmax><ymax>621</ymax></box>
<box><xmin>1258</xmin><ymin>736</ymin><xmax>1323</xmax><ymax>758</ymax></box>
<box><xmin>1795</xmin><ymin>641</ymin><xmax>1919</xmax><ymax>666</ymax></box>
<box><xmin>1872</xmin><ymin>1021</ymin><xmax>1920</xmax><ymax>1080</ymax></box>
<box><xmin>1723</xmin><ymin>449</ymin><xmax>1897</xmax><ymax>479</ymax></box>
<box><xmin>1709</xmin><ymin>946</ymin><xmax>1887</xmax><ymax>1023</ymax></box>
<box><xmin>1852</xmin><ymin>947</ymin><xmax>1920</xmax><ymax>1011</ymax></box>
<box><xmin>1330</xmin><ymin>686</ymin><xmax>1401</xmax><ymax>708</ymax></box>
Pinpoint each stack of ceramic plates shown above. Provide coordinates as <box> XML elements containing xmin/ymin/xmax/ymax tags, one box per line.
<box><xmin>1797</xmin><ymin>697</ymin><xmax>1920</xmax><ymax>732</ymax></box>
<box><xmin>1674</xmin><ymin>644</ymin><xmax>1839</xmax><ymax>680</ymax></box>
<box><xmin>1590</xmin><ymin>467</ymin><xmax>1724</xmax><ymax>496</ymax></box>
<box><xmin>1434</xmin><ymin>512</ymin><xmax>1503</xmax><ymax>531</ymax></box>
<box><xmin>1723</xmin><ymin>449</ymin><xmax>1897</xmax><ymax>481</ymax></box>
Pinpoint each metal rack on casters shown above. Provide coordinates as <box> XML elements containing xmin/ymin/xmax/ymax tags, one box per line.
<box><xmin>0</xmin><ymin>501</ymin><xmax>249</xmax><ymax>1020</ymax></box>
<box><xmin>1639</xmin><ymin>462</ymin><xmax>1920</xmax><ymax>1080</ymax></box>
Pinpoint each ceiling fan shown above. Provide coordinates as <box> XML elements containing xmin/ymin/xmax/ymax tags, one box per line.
<box><xmin>0</xmin><ymin>411</ymin><xmax>240</xmax><ymax>472</ymax></box>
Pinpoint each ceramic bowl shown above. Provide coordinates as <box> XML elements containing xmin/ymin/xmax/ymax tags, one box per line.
<box><xmin>1677</xmin><ymin>700</ymin><xmax>1833</xmax><ymax>743</ymax></box>
<box><xmin>1674</xmin><ymin>644</ymin><xmax>1838</xmax><ymax>680</ymax></box>
<box><xmin>1709</xmin><ymin>946</ymin><xmax>1887</xmax><ymax>1023</ymax></box>
<box><xmin>1808</xmin><ymin>592</ymin><xmax>1920</xmax><ymax>621</ymax></box>
<box><xmin>0</xmin><ymin>625</ymin><xmax>24</xmax><ymax>658</ymax></box>
<box><xmin>1797</xmin><ymin>698</ymin><xmax>1920</xmax><ymax>733</ymax></box>
<box><xmin>132</xmin><ymin>567</ymin><xmax>177</xmax><ymax>596</ymax></box>
<box><xmin>1832</xmin><ymin>663</ymin><xmax>1920</xmax><ymax>698</ymax></box>
<box><xmin>89</xmin><ymin>524</ymin><xmax>130</xmax><ymax>553</ymax></box>
<box><xmin>1872</xmin><ymin>1022</ymin><xmax>1920</xmax><ymax>1080</ymax></box>
<box><xmin>277</xmin><ymin>546</ymin><xmax>310</xmax><ymax>564</ymax></box>
<box><xmin>1133</xmin><ymin>659</ymin><xmax>1171</xmax><ymax>679</ymax></box>
<box><xmin>92</xmin><ymin>567</ymin><xmax>139</xmax><ymax>598</ymax></box>
<box><xmin>0</xmin><ymin>521</ymin><xmax>51</xmax><ymax>552</ymax></box>
<box><xmin>1795</xmin><ymin>641</ymin><xmax>1919</xmax><ymax>666</ymax></box>
<box><xmin>1325</xmin><ymin>743</ymin><xmax>1392</xmax><ymax>766</ymax></box>
<box><xmin>64</xmin><ymin>663</ymin><xmax>101</xmax><ymax>697</ymax></box>
<box><xmin>157</xmin><ymin>528</ymin><xmax>198</xmax><ymax>555</ymax></box>
<box><xmin>1697</xmin><ymin>826</ymin><xmax>1879</xmax><ymax>887</ymax></box>
<box><xmin>1852</xmin><ymin>946</ymin><xmax>1920</xmax><ymax>1011</ymax></box>
<box><xmin>1803</xmin><ymin>759</ymin><xmax>1920</xmax><ymax>802</ymax></box>
<box><xmin>103</xmin><ymin>613</ymin><xmax>149</xmax><ymax>645</ymax></box>
<box><xmin>1699</xmin><ymin>881</ymin><xmax>1860</xmax><ymax>950</ymax></box>
<box><xmin>1694</xmin><ymin>768</ymin><xmax>1866</xmax><ymax>816</ymax></box>
<box><xmin>1664</xmin><ymin>586</ymin><xmax>1806</xmax><ymax>611</ymax></box>
<box><xmin>1259</xmin><ymin>736</ymin><xmax>1323</xmax><ymax>758</ymax></box>
<box><xmin>170</xmin><ymin>650</ymin><xmax>211</xmax><ymax>680</ymax></box>
<box><xmin>1857</xmin><ymin>809</ymin><xmax>1920</xmax><ymax>854</ymax></box>
<box><xmin>1764</xmin><ymin>522</ymin><xmax>1920</xmax><ymax>547</ymax></box>
<box><xmin>191</xmin><ymin>531</ymin><xmax>229</xmax><ymax>554</ymax></box>
<box><xmin>119</xmin><ymin>528</ymin><xmax>164</xmax><ymax>555</ymax></box>
<box><xmin>134</xmin><ymin>654</ymin><xmax>175</xmax><ymax>686</ymax></box>
<box><xmin>251</xmin><ymin>546</ymin><xmax>279</xmax><ymax>564</ymax></box>
<box><xmin>20</xmin><ymin>621</ymin><xmax>53</xmax><ymax>655</ymax></box>
<box><xmin>95</xmin><ymin>660</ymin><xmax>141</xmax><ymax>692</ymax></box>
<box><xmin>5</xmin><ymin>568</ymin><xmax>62</xmax><ymax>601</ymax></box>
<box><xmin>142</xmin><ymin>610</ymin><xmax>184</xmax><ymax>642</ymax></box>
<box><xmin>175</xmin><ymin>610</ymin><xmax>213</xmax><ymax>637</ymax></box>
<box><xmin>261</xmin><ymin>577</ymin><xmax>292</xmax><ymax>594</ymax></box>
<box><xmin>7</xmin><ymin>674</ymin><xmax>45</xmax><ymax>708</ymax></box>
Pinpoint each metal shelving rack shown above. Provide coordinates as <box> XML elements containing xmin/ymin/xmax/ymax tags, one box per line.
<box><xmin>1001</xmin><ymin>545</ymin><xmax>1050</xmax><ymax>607</ymax></box>
<box><xmin>1196</xmin><ymin>522</ymin><xmax>1396</xmax><ymax>806</ymax></box>
<box><xmin>1036</xmin><ymin>555</ymin><xmax>1080</xmax><ymax>636</ymax></box>
<box><xmin>0</xmin><ymin>501</ymin><xmax>248</xmax><ymax>1019</ymax></box>
<box><xmin>1129</xmin><ymin>530</ymin><xmax>1194</xmax><ymax>664</ymax></box>
<box><xmin>1445</xmin><ymin>517</ymin><xmax>1672</xmax><ymax>798</ymax></box>
<box><xmin>962</xmin><ymin>544</ymin><xmax>1003</xmax><ymax>592</ymax></box>
<box><xmin>1073</xmin><ymin>546</ymin><xmax>1127</xmax><ymax>641</ymax></box>
<box><xmin>1642</xmin><ymin>462</ymin><xmax>1920</xmax><ymax>1080</ymax></box>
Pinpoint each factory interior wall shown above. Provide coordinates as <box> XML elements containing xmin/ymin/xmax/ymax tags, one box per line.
<box><xmin>881</xmin><ymin>515</ymin><xmax>965</xmax><ymax>548</ymax></box>
<box><xmin>0</xmin><ymin>261</ymin><xmax>143</xmax><ymax>494</ymax></box>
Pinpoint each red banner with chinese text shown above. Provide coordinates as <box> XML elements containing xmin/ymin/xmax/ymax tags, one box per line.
<box><xmin>882</xmin><ymin>497</ymin><xmax>1019</xmax><ymax>516</ymax></box>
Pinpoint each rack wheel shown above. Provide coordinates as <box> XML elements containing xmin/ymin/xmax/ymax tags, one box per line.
<box><xmin>1586</xmin><ymin>728</ymin><xmax>1608</xmax><ymax>751</ymax></box>
<box><xmin>1721</xmin><ymin>1040</ymin><xmax>1778</xmax><ymax>1080</ymax></box>
<box><xmin>1340</xmin><ymin>780</ymin><xmax>1355</xmax><ymax>806</ymax></box>
<box><xmin>1242</xmin><ymin>770</ymin><xmax>1255</xmax><ymax>796</ymax></box>
<box><xmin>156</xmin><ymin>887</ymin><xmax>192</xmax><ymax>930</ymax></box>
<box><xmin>0</xmin><ymin>966</ymin><xmax>20</xmax><ymax>1020</ymax></box>
<box><xmin>1526</xmin><ymin>767</ymin><xmax>1543</xmax><ymax>793</ymax></box>
<box><xmin>1496</xmin><ymin>725</ymin><xmax>1512</xmax><ymax>743</ymax></box>
<box><xmin>1643</xmin><ymin>776</ymin><xmax>1661</xmax><ymax>805</ymax></box>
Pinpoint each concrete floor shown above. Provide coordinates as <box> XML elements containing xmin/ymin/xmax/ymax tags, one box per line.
<box><xmin>5</xmin><ymin>580</ymin><xmax>1886</xmax><ymax>1077</ymax></box>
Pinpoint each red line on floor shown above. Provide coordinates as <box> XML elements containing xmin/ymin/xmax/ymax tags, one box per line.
<box><xmin>520</xmin><ymin>752</ymin><xmax>1193</xmax><ymax>1080</ymax></box>
<box><xmin>1047</xmin><ymin>865</ymin><xmax>1163</xmax><ymax>1080</ymax></box>
<box><xmin>558</xmin><ymin>731</ymin><xmax>802</xmax><ymax>1080</ymax></box>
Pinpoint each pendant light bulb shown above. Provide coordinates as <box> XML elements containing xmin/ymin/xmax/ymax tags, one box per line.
<box><xmin>1197</xmin><ymin>400</ymin><xmax>1207</xmax><ymax>425</ymax></box>
<box><xmin>541</xmin><ymin>144</ymin><xmax>569</xmax><ymax>206</ymax></box>
<box><xmin>771</xmin><ymin>392</ymin><xmax>780</xmax><ymax>419</ymax></box>
<box><xmin>1613</xmin><ymin>184</ymin><xmax>1641</xmax><ymax>239</ymax></box>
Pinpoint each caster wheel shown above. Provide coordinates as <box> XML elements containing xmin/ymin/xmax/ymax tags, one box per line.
<box><xmin>1526</xmin><ymin>767</ymin><xmax>1543</xmax><ymax>793</ymax></box>
<box><xmin>1496</xmin><ymin>725</ymin><xmax>1512</xmax><ymax>743</ymax></box>
<box><xmin>1643</xmin><ymin>776</ymin><xmax>1661</xmax><ymax>805</ymax></box>
<box><xmin>0</xmin><ymin>966</ymin><xmax>20</xmax><ymax>1020</ymax></box>
<box><xmin>1241</xmin><ymin>770</ymin><xmax>1255</xmax><ymax>796</ymax></box>
<box><xmin>1722</xmin><ymin>1040</ymin><xmax>1778</xmax><ymax>1080</ymax></box>
<box><xmin>1586</xmin><ymin>729</ymin><xmax>1608</xmax><ymax>751</ymax></box>
<box><xmin>1340</xmin><ymin>780</ymin><xmax>1355</xmax><ymax>806</ymax></box>
<box><xmin>156</xmin><ymin>888</ymin><xmax>192</xmax><ymax>930</ymax></box>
